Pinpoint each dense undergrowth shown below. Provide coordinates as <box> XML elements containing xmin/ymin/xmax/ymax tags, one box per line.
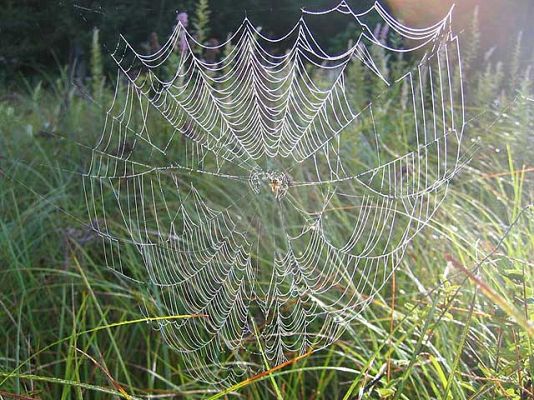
<box><xmin>0</xmin><ymin>5</ymin><xmax>533</xmax><ymax>400</ymax></box>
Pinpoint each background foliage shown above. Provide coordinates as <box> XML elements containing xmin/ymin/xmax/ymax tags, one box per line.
<box><xmin>0</xmin><ymin>1</ymin><xmax>533</xmax><ymax>399</ymax></box>
<box><xmin>0</xmin><ymin>0</ymin><xmax>377</xmax><ymax>80</ymax></box>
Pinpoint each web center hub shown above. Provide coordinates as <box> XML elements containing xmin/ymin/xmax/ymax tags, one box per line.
<box><xmin>248</xmin><ymin>170</ymin><xmax>290</xmax><ymax>200</ymax></box>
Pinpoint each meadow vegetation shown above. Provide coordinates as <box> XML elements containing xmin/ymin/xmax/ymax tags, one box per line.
<box><xmin>0</xmin><ymin>4</ymin><xmax>533</xmax><ymax>399</ymax></box>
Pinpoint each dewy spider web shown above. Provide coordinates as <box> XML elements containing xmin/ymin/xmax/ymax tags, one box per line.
<box><xmin>84</xmin><ymin>1</ymin><xmax>465</xmax><ymax>384</ymax></box>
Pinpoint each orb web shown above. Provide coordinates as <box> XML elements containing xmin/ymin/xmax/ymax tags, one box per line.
<box><xmin>83</xmin><ymin>1</ymin><xmax>465</xmax><ymax>384</ymax></box>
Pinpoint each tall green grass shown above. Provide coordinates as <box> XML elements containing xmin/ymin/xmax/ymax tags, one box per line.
<box><xmin>0</xmin><ymin>11</ymin><xmax>533</xmax><ymax>400</ymax></box>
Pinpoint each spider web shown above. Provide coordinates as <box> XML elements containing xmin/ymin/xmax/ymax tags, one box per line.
<box><xmin>83</xmin><ymin>1</ymin><xmax>465</xmax><ymax>384</ymax></box>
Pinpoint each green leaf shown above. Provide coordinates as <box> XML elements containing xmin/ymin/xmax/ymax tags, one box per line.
<box><xmin>377</xmin><ymin>388</ymin><xmax>395</xmax><ymax>398</ymax></box>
